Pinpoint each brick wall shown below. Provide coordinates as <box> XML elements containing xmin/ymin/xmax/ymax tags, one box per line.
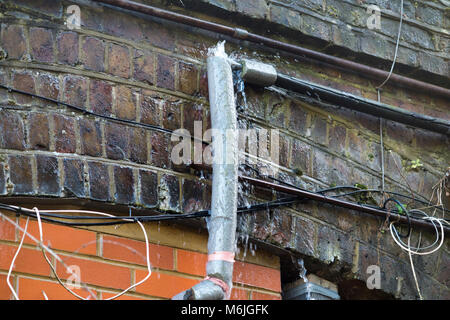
<box><xmin>0</xmin><ymin>212</ymin><xmax>281</xmax><ymax>300</ymax></box>
<box><xmin>0</xmin><ymin>0</ymin><xmax>448</xmax><ymax>300</ymax></box>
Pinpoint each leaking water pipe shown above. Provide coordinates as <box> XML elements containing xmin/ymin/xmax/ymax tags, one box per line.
<box><xmin>172</xmin><ymin>42</ymin><xmax>239</xmax><ymax>300</ymax></box>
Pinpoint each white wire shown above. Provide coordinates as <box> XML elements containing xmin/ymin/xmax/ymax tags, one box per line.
<box><xmin>389</xmin><ymin>217</ymin><xmax>444</xmax><ymax>256</ymax></box>
<box><xmin>407</xmin><ymin>234</ymin><xmax>423</xmax><ymax>300</ymax></box>
<box><xmin>31</xmin><ymin>206</ymin><xmax>152</xmax><ymax>300</ymax></box>
<box><xmin>7</xmin><ymin>216</ymin><xmax>29</xmax><ymax>300</ymax></box>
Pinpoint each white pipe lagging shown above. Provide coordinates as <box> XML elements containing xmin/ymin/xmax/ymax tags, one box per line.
<box><xmin>172</xmin><ymin>42</ymin><xmax>239</xmax><ymax>300</ymax></box>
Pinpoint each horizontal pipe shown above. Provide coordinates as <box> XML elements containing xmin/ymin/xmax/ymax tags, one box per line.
<box><xmin>241</xmin><ymin>176</ymin><xmax>450</xmax><ymax>235</ymax></box>
<box><xmin>94</xmin><ymin>0</ymin><xmax>450</xmax><ymax>99</ymax></box>
<box><xmin>275</xmin><ymin>73</ymin><xmax>450</xmax><ymax>136</ymax></box>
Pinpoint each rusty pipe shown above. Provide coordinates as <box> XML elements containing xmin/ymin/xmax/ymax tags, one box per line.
<box><xmin>94</xmin><ymin>0</ymin><xmax>450</xmax><ymax>99</ymax></box>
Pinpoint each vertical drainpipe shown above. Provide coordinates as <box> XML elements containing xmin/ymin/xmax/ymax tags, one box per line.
<box><xmin>173</xmin><ymin>42</ymin><xmax>238</xmax><ymax>300</ymax></box>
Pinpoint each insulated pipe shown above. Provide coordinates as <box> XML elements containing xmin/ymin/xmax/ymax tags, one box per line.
<box><xmin>173</xmin><ymin>42</ymin><xmax>238</xmax><ymax>300</ymax></box>
<box><xmin>94</xmin><ymin>0</ymin><xmax>450</xmax><ymax>99</ymax></box>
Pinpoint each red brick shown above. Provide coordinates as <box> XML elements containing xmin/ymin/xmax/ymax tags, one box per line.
<box><xmin>0</xmin><ymin>215</ymin><xmax>16</xmax><ymax>241</ymax></box>
<box><xmin>102</xmin><ymin>10</ymin><xmax>143</xmax><ymax>40</ymax></box>
<box><xmin>82</xmin><ymin>37</ymin><xmax>105</xmax><ymax>72</ymax></box>
<box><xmin>183</xmin><ymin>102</ymin><xmax>202</xmax><ymax>135</ymax></box>
<box><xmin>30</xmin><ymin>27</ymin><xmax>54</xmax><ymax>63</ymax></box>
<box><xmin>56</xmin><ymin>255</ymin><xmax>132</xmax><ymax>289</ymax></box>
<box><xmin>18</xmin><ymin>277</ymin><xmax>97</xmax><ymax>300</ymax></box>
<box><xmin>135</xmin><ymin>270</ymin><xmax>200</xmax><ymax>299</ymax></box>
<box><xmin>63</xmin><ymin>75</ymin><xmax>88</xmax><ymax>108</ymax></box>
<box><xmin>178</xmin><ymin>62</ymin><xmax>198</xmax><ymax>95</ymax></box>
<box><xmin>0</xmin><ymin>244</ymin><xmax>51</xmax><ymax>277</ymax></box>
<box><xmin>108</xmin><ymin>44</ymin><xmax>130</xmax><ymax>78</ymax></box>
<box><xmin>12</xmin><ymin>72</ymin><xmax>35</xmax><ymax>105</ymax></box>
<box><xmin>53</xmin><ymin>114</ymin><xmax>76</xmax><ymax>153</ymax></box>
<box><xmin>150</xmin><ymin>132</ymin><xmax>170</xmax><ymax>168</ymax></box>
<box><xmin>8</xmin><ymin>155</ymin><xmax>33</xmax><ymax>194</ymax></box>
<box><xmin>176</xmin><ymin>250</ymin><xmax>207</xmax><ymax>277</ymax></box>
<box><xmin>0</xmin><ymin>274</ymin><xmax>14</xmax><ymax>300</ymax></box>
<box><xmin>102</xmin><ymin>235</ymin><xmax>173</xmax><ymax>270</ymax></box>
<box><xmin>157</xmin><ymin>54</ymin><xmax>176</xmax><ymax>90</ymax></box>
<box><xmin>89</xmin><ymin>79</ymin><xmax>112</xmax><ymax>116</ymax></box>
<box><xmin>162</xmin><ymin>99</ymin><xmax>181</xmax><ymax>131</ymax></box>
<box><xmin>115</xmin><ymin>85</ymin><xmax>137</xmax><ymax>120</ymax></box>
<box><xmin>37</xmin><ymin>73</ymin><xmax>60</xmax><ymax>100</ymax></box>
<box><xmin>1</xmin><ymin>25</ymin><xmax>26</xmax><ymax>60</ymax></box>
<box><xmin>79</xmin><ymin>118</ymin><xmax>102</xmax><ymax>157</ymax></box>
<box><xmin>101</xmin><ymin>291</ymin><xmax>144</xmax><ymax>300</ymax></box>
<box><xmin>233</xmin><ymin>262</ymin><xmax>281</xmax><ymax>292</ymax></box>
<box><xmin>133</xmin><ymin>49</ymin><xmax>154</xmax><ymax>85</ymax></box>
<box><xmin>0</xmin><ymin>110</ymin><xmax>25</xmax><ymax>150</ymax></box>
<box><xmin>57</xmin><ymin>32</ymin><xmax>79</xmax><ymax>66</ymax></box>
<box><xmin>19</xmin><ymin>219</ymin><xmax>96</xmax><ymax>255</ymax></box>
<box><xmin>230</xmin><ymin>287</ymin><xmax>250</xmax><ymax>300</ymax></box>
<box><xmin>251</xmin><ymin>291</ymin><xmax>281</xmax><ymax>300</ymax></box>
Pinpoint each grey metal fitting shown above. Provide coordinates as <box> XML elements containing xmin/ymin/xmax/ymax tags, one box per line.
<box><xmin>240</xmin><ymin>59</ymin><xmax>277</xmax><ymax>87</ymax></box>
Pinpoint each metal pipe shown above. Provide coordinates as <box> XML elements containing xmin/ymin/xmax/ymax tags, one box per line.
<box><xmin>275</xmin><ymin>73</ymin><xmax>450</xmax><ymax>136</ymax></box>
<box><xmin>173</xmin><ymin>42</ymin><xmax>238</xmax><ymax>300</ymax></box>
<box><xmin>241</xmin><ymin>176</ymin><xmax>450</xmax><ymax>235</ymax></box>
<box><xmin>94</xmin><ymin>0</ymin><xmax>450</xmax><ymax>99</ymax></box>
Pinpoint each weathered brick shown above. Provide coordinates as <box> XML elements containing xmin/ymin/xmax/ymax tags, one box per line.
<box><xmin>105</xmin><ymin>122</ymin><xmax>129</xmax><ymax>160</ymax></box>
<box><xmin>317</xmin><ymin>224</ymin><xmax>354</xmax><ymax>266</ymax></box>
<box><xmin>37</xmin><ymin>73</ymin><xmax>59</xmax><ymax>101</ymax></box>
<box><xmin>290</xmin><ymin>139</ymin><xmax>311</xmax><ymax>175</ymax></box>
<box><xmin>150</xmin><ymin>132</ymin><xmax>170</xmax><ymax>169</ymax></box>
<box><xmin>162</xmin><ymin>99</ymin><xmax>181</xmax><ymax>131</ymax></box>
<box><xmin>115</xmin><ymin>85</ymin><xmax>137</xmax><ymax>120</ymax></box>
<box><xmin>113</xmin><ymin>166</ymin><xmax>134</xmax><ymax>204</ymax></box>
<box><xmin>57</xmin><ymin>32</ymin><xmax>79</xmax><ymax>66</ymax></box>
<box><xmin>183</xmin><ymin>102</ymin><xmax>202</xmax><ymax>136</ymax></box>
<box><xmin>88</xmin><ymin>161</ymin><xmax>110</xmax><ymax>201</ymax></box>
<box><xmin>129</xmin><ymin>127</ymin><xmax>147</xmax><ymax>164</ymax></box>
<box><xmin>13</xmin><ymin>0</ymin><xmax>62</xmax><ymax>17</ymax></box>
<box><xmin>102</xmin><ymin>9</ymin><xmax>143</xmax><ymax>40</ymax></box>
<box><xmin>295</xmin><ymin>216</ymin><xmax>316</xmax><ymax>257</ymax></box>
<box><xmin>63</xmin><ymin>75</ymin><xmax>88</xmax><ymax>108</ymax></box>
<box><xmin>289</xmin><ymin>101</ymin><xmax>308</xmax><ymax>136</ymax></box>
<box><xmin>0</xmin><ymin>110</ymin><xmax>25</xmax><ymax>150</ymax></box>
<box><xmin>157</xmin><ymin>54</ymin><xmax>176</xmax><ymax>91</ymax></box>
<box><xmin>159</xmin><ymin>174</ymin><xmax>180</xmax><ymax>211</ymax></box>
<box><xmin>89</xmin><ymin>79</ymin><xmax>112</xmax><ymax>116</ymax></box>
<box><xmin>236</xmin><ymin>0</ymin><xmax>269</xmax><ymax>19</ymax></box>
<box><xmin>12</xmin><ymin>72</ymin><xmax>35</xmax><ymax>105</ymax></box>
<box><xmin>133</xmin><ymin>49</ymin><xmax>154</xmax><ymax>85</ymax></box>
<box><xmin>270</xmin><ymin>4</ymin><xmax>302</xmax><ymax>30</ymax></box>
<box><xmin>142</xmin><ymin>21</ymin><xmax>175</xmax><ymax>51</ymax></box>
<box><xmin>140</xmin><ymin>170</ymin><xmax>158</xmax><ymax>207</ymax></box>
<box><xmin>108</xmin><ymin>44</ymin><xmax>130</xmax><ymax>78</ymax></box>
<box><xmin>0</xmin><ymin>164</ymin><xmax>5</xmax><ymax>195</ymax></box>
<box><xmin>63</xmin><ymin>158</ymin><xmax>85</xmax><ymax>198</ymax></box>
<box><xmin>182</xmin><ymin>178</ymin><xmax>208</xmax><ymax>213</ymax></box>
<box><xmin>267</xmin><ymin>209</ymin><xmax>292</xmax><ymax>247</ymax></box>
<box><xmin>8</xmin><ymin>155</ymin><xmax>33</xmax><ymax>194</ymax></box>
<box><xmin>140</xmin><ymin>90</ymin><xmax>162</xmax><ymax>126</ymax></box>
<box><xmin>36</xmin><ymin>155</ymin><xmax>59</xmax><ymax>195</ymax></box>
<box><xmin>178</xmin><ymin>61</ymin><xmax>198</xmax><ymax>95</ymax></box>
<box><xmin>311</xmin><ymin>116</ymin><xmax>328</xmax><ymax>146</ymax></box>
<box><xmin>79</xmin><ymin>118</ymin><xmax>102</xmax><ymax>157</ymax></box>
<box><xmin>1</xmin><ymin>25</ymin><xmax>27</xmax><ymax>60</ymax></box>
<box><xmin>199</xmin><ymin>68</ymin><xmax>209</xmax><ymax>99</ymax></box>
<box><xmin>82</xmin><ymin>37</ymin><xmax>105</xmax><ymax>72</ymax></box>
<box><xmin>30</xmin><ymin>27</ymin><xmax>54</xmax><ymax>63</ymax></box>
<box><xmin>53</xmin><ymin>114</ymin><xmax>76</xmax><ymax>153</ymax></box>
<box><xmin>28</xmin><ymin>113</ymin><xmax>50</xmax><ymax>150</ymax></box>
<box><xmin>328</xmin><ymin>123</ymin><xmax>346</xmax><ymax>154</ymax></box>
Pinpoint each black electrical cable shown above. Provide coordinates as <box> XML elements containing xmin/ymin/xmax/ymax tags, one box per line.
<box><xmin>383</xmin><ymin>198</ymin><xmax>411</xmax><ymax>238</ymax></box>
